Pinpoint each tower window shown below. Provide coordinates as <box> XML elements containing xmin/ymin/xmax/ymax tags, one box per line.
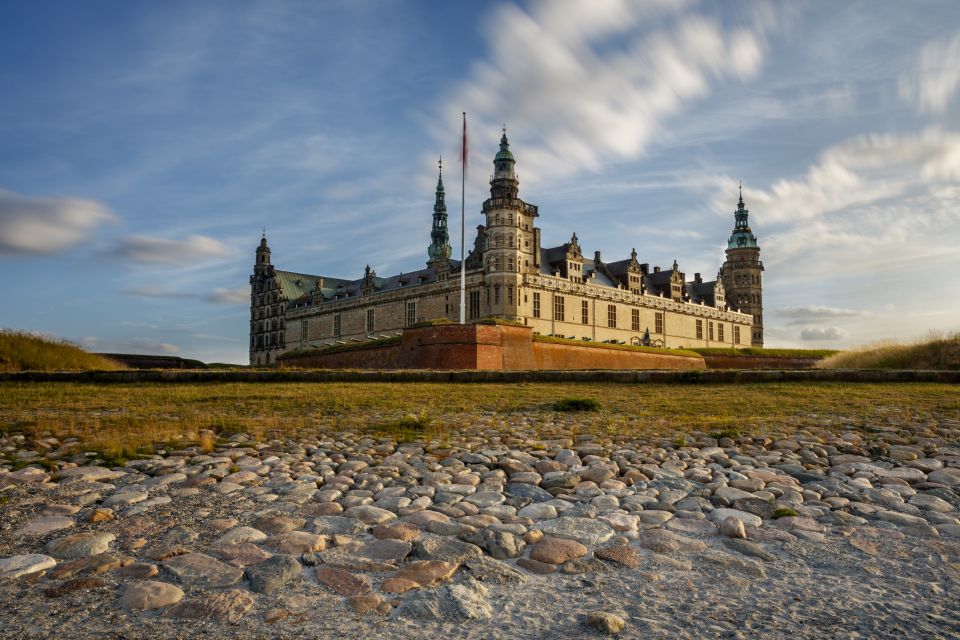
<box><xmin>494</xmin><ymin>286</ymin><xmax>501</xmax><ymax>305</ymax></box>
<box><xmin>366</xmin><ymin>308</ymin><xmax>375</xmax><ymax>334</ymax></box>
<box><xmin>655</xmin><ymin>312</ymin><xmax>664</xmax><ymax>334</ymax></box>
<box><xmin>554</xmin><ymin>295</ymin><xmax>565</xmax><ymax>322</ymax></box>
<box><xmin>507</xmin><ymin>285</ymin><xmax>514</xmax><ymax>305</ymax></box>
<box><xmin>696</xmin><ymin>319</ymin><xmax>703</xmax><ymax>340</ymax></box>
<box><xmin>607</xmin><ymin>304</ymin><xmax>616</xmax><ymax>328</ymax></box>
<box><xmin>301</xmin><ymin>319</ymin><xmax>308</xmax><ymax>343</ymax></box>
<box><xmin>406</xmin><ymin>300</ymin><xmax>417</xmax><ymax>327</ymax></box>
<box><xmin>734</xmin><ymin>326</ymin><xmax>741</xmax><ymax>344</ymax></box>
<box><xmin>631</xmin><ymin>308</ymin><xmax>640</xmax><ymax>331</ymax></box>
<box><xmin>533</xmin><ymin>292</ymin><xmax>541</xmax><ymax>318</ymax></box>
<box><xmin>333</xmin><ymin>314</ymin><xmax>341</xmax><ymax>337</ymax></box>
<box><xmin>709</xmin><ymin>322</ymin><xmax>715</xmax><ymax>341</ymax></box>
<box><xmin>582</xmin><ymin>300</ymin><xmax>589</xmax><ymax>325</ymax></box>
<box><xmin>718</xmin><ymin>323</ymin><xmax>724</xmax><ymax>342</ymax></box>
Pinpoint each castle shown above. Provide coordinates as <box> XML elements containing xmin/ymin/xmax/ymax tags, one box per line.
<box><xmin>249</xmin><ymin>131</ymin><xmax>763</xmax><ymax>366</ymax></box>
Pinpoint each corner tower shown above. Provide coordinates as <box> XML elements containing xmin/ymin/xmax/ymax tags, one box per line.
<box><xmin>427</xmin><ymin>159</ymin><xmax>452</xmax><ymax>273</ymax></box>
<box><xmin>481</xmin><ymin>128</ymin><xmax>539</xmax><ymax>320</ymax></box>
<box><xmin>250</xmin><ymin>233</ymin><xmax>277</xmax><ymax>365</ymax></box>
<box><xmin>721</xmin><ymin>186</ymin><xmax>764</xmax><ymax>346</ymax></box>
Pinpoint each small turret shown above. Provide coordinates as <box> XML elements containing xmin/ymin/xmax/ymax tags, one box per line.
<box><xmin>254</xmin><ymin>231</ymin><xmax>271</xmax><ymax>275</ymax></box>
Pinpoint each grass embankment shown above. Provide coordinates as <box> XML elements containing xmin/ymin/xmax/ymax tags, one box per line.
<box><xmin>0</xmin><ymin>331</ymin><xmax>125</xmax><ymax>372</ymax></box>
<box><xmin>280</xmin><ymin>336</ymin><xmax>401</xmax><ymax>360</ymax></box>
<box><xmin>690</xmin><ymin>347</ymin><xmax>839</xmax><ymax>358</ymax></box>
<box><xmin>532</xmin><ymin>334</ymin><xmax>701</xmax><ymax>359</ymax></box>
<box><xmin>818</xmin><ymin>332</ymin><xmax>960</xmax><ymax>370</ymax></box>
<box><xmin>1</xmin><ymin>381</ymin><xmax>957</xmax><ymax>466</ymax></box>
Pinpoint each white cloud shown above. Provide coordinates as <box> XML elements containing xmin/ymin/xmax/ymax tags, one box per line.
<box><xmin>0</xmin><ymin>188</ymin><xmax>116</xmax><ymax>256</ymax></box>
<box><xmin>776</xmin><ymin>305</ymin><xmax>869</xmax><ymax>325</ymax></box>
<box><xmin>207</xmin><ymin>287</ymin><xmax>249</xmax><ymax>304</ymax></box>
<box><xmin>111</xmin><ymin>234</ymin><xmax>230</xmax><ymax>264</ymax></box>
<box><xmin>899</xmin><ymin>31</ymin><xmax>960</xmax><ymax>114</ymax></box>
<box><xmin>122</xmin><ymin>284</ymin><xmax>249</xmax><ymax>305</ymax></box>
<box><xmin>81</xmin><ymin>336</ymin><xmax>181</xmax><ymax>354</ymax></box>
<box><xmin>122</xmin><ymin>286</ymin><xmax>194</xmax><ymax>299</ymax></box>
<box><xmin>799</xmin><ymin>327</ymin><xmax>847</xmax><ymax>341</ymax></box>
<box><xmin>435</xmin><ymin>0</ymin><xmax>775</xmax><ymax>187</ymax></box>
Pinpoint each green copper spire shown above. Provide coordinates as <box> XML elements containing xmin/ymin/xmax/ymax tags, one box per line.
<box><xmin>494</xmin><ymin>125</ymin><xmax>515</xmax><ymax>162</ymax></box>
<box><xmin>727</xmin><ymin>183</ymin><xmax>759</xmax><ymax>249</ymax></box>
<box><xmin>428</xmin><ymin>157</ymin><xmax>452</xmax><ymax>264</ymax></box>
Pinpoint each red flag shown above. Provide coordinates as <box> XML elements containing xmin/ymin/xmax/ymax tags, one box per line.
<box><xmin>461</xmin><ymin>112</ymin><xmax>467</xmax><ymax>173</ymax></box>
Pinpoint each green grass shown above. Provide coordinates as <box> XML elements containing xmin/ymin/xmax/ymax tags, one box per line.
<box><xmin>690</xmin><ymin>347</ymin><xmax>839</xmax><ymax>358</ymax></box>
<box><xmin>0</xmin><ymin>330</ymin><xmax>126</xmax><ymax>372</ymax></box>
<box><xmin>554</xmin><ymin>397</ymin><xmax>602</xmax><ymax>412</ymax></box>
<box><xmin>773</xmin><ymin>507</ymin><xmax>799</xmax><ymax>519</ymax></box>
<box><xmin>532</xmin><ymin>334</ymin><xmax>701</xmax><ymax>358</ymax></box>
<box><xmin>818</xmin><ymin>332</ymin><xmax>960</xmax><ymax>370</ymax></box>
<box><xmin>0</xmin><ymin>381</ymin><xmax>957</xmax><ymax>460</ymax></box>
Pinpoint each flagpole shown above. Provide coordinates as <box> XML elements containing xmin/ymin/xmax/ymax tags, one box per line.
<box><xmin>459</xmin><ymin>112</ymin><xmax>467</xmax><ymax>325</ymax></box>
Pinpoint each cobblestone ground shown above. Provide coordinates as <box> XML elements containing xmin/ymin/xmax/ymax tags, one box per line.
<box><xmin>2</xmin><ymin>412</ymin><xmax>959</xmax><ymax>639</ymax></box>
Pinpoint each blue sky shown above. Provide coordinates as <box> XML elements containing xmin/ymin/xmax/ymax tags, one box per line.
<box><xmin>1</xmin><ymin>0</ymin><xmax>958</xmax><ymax>363</ymax></box>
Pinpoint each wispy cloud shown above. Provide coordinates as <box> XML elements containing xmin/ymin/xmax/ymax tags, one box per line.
<box><xmin>800</xmin><ymin>326</ymin><xmax>847</xmax><ymax>341</ymax></box>
<box><xmin>123</xmin><ymin>284</ymin><xmax>248</xmax><ymax>305</ymax></box>
<box><xmin>122</xmin><ymin>286</ymin><xmax>195</xmax><ymax>299</ymax></box>
<box><xmin>776</xmin><ymin>305</ymin><xmax>870</xmax><ymax>325</ymax></box>
<box><xmin>110</xmin><ymin>234</ymin><xmax>230</xmax><ymax>264</ymax></box>
<box><xmin>0</xmin><ymin>188</ymin><xmax>116</xmax><ymax>256</ymax></box>
<box><xmin>435</xmin><ymin>0</ymin><xmax>778</xmax><ymax>187</ymax></box>
<box><xmin>207</xmin><ymin>287</ymin><xmax>249</xmax><ymax>305</ymax></box>
<box><xmin>899</xmin><ymin>30</ymin><xmax>960</xmax><ymax>114</ymax></box>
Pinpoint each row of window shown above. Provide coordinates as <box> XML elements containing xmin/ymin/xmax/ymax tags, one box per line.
<box><xmin>250</xmin><ymin>333</ymin><xmax>285</xmax><ymax>350</ymax></box>
<box><xmin>694</xmin><ymin>319</ymin><xmax>741</xmax><ymax>343</ymax></box>
<box><xmin>298</xmin><ymin>300</ymin><xmax>425</xmax><ymax>343</ymax></box>
<box><xmin>532</xmin><ymin>293</ymin><xmax>666</xmax><ymax>334</ymax></box>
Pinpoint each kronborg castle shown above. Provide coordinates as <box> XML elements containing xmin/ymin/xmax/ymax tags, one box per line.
<box><xmin>249</xmin><ymin>132</ymin><xmax>763</xmax><ymax>366</ymax></box>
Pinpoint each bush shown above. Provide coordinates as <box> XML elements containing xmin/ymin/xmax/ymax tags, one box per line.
<box><xmin>372</xmin><ymin>413</ymin><xmax>434</xmax><ymax>443</ymax></box>
<box><xmin>817</xmin><ymin>332</ymin><xmax>960</xmax><ymax>370</ymax></box>
<box><xmin>711</xmin><ymin>427</ymin><xmax>741</xmax><ymax>441</ymax></box>
<box><xmin>0</xmin><ymin>330</ymin><xmax>126</xmax><ymax>371</ymax></box>
<box><xmin>554</xmin><ymin>397</ymin><xmax>602</xmax><ymax>412</ymax></box>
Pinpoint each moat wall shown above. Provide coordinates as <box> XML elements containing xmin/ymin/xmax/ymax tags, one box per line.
<box><xmin>279</xmin><ymin>324</ymin><xmax>706</xmax><ymax>371</ymax></box>
<box><xmin>701</xmin><ymin>355</ymin><xmax>822</xmax><ymax>370</ymax></box>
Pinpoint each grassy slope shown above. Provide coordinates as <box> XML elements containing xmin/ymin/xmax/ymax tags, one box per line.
<box><xmin>690</xmin><ymin>347</ymin><xmax>839</xmax><ymax>358</ymax></box>
<box><xmin>0</xmin><ymin>331</ymin><xmax>125</xmax><ymax>372</ymax></box>
<box><xmin>818</xmin><ymin>333</ymin><xmax>960</xmax><ymax>370</ymax></box>
<box><xmin>1</xmin><ymin>380</ymin><xmax>957</xmax><ymax>463</ymax></box>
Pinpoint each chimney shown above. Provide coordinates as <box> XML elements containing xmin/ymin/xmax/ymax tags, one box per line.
<box><xmin>654</xmin><ymin>266</ymin><xmax>661</xmax><ymax>273</ymax></box>
<box><xmin>640</xmin><ymin>263</ymin><xmax>649</xmax><ymax>275</ymax></box>
<box><xmin>594</xmin><ymin>250</ymin><xmax>602</xmax><ymax>264</ymax></box>
<box><xmin>695</xmin><ymin>273</ymin><xmax>701</xmax><ymax>283</ymax></box>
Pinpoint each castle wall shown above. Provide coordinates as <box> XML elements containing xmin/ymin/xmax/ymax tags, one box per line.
<box><xmin>279</xmin><ymin>324</ymin><xmax>706</xmax><ymax>371</ymax></box>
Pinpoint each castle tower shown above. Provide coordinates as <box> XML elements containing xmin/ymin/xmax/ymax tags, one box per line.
<box><xmin>427</xmin><ymin>158</ymin><xmax>452</xmax><ymax>272</ymax></box>
<box><xmin>721</xmin><ymin>186</ymin><xmax>764</xmax><ymax>346</ymax></box>
<box><xmin>481</xmin><ymin>128</ymin><xmax>539</xmax><ymax>320</ymax></box>
<box><xmin>250</xmin><ymin>232</ymin><xmax>277</xmax><ymax>365</ymax></box>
